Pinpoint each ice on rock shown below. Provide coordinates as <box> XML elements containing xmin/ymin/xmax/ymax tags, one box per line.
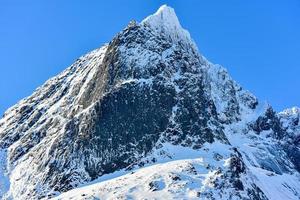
<box><xmin>141</xmin><ymin>5</ymin><xmax>195</xmax><ymax>47</ymax></box>
<box><xmin>0</xmin><ymin>4</ymin><xmax>299</xmax><ymax>200</ymax></box>
<box><xmin>280</xmin><ymin>107</ymin><xmax>300</xmax><ymax>116</ymax></box>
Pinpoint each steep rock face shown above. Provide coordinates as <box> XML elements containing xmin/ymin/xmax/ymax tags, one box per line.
<box><xmin>0</xmin><ymin>5</ymin><xmax>299</xmax><ymax>200</ymax></box>
<box><xmin>278</xmin><ymin>108</ymin><xmax>300</xmax><ymax>172</ymax></box>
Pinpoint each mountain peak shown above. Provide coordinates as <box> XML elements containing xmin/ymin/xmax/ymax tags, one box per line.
<box><xmin>141</xmin><ymin>5</ymin><xmax>180</xmax><ymax>29</ymax></box>
<box><xmin>280</xmin><ymin>107</ymin><xmax>300</xmax><ymax>116</ymax></box>
<box><xmin>1</xmin><ymin>4</ymin><xmax>300</xmax><ymax>200</ymax></box>
<box><xmin>141</xmin><ymin>5</ymin><xmax>193</xmax><ymax>46</ymax></box>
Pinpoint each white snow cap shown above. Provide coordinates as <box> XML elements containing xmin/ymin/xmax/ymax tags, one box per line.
<box><xmin>141</xmin><ymin>5</ymin><xmax>194</xmax><ymax>46</ymax></box>
<box><xmin>280</xmin><ymin>107</ymin><xmax>300</xmax><ymax>116</ymax></box>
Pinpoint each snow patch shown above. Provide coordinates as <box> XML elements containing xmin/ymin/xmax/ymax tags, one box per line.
<box><xmin>0</xmin><ymin>149</ymin><xmax>10</xmax><ymax>199</ymax></box>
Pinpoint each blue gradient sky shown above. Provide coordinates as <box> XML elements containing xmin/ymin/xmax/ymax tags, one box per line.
<box><xmin>1</xmin><ymin>0</ymin><xmax>300</xmax><ymax>115</ymax></box>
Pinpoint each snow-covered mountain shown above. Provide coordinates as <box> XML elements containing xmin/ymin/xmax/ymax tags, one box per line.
<box><xmin>0</xmin><ymin>5</ymin><xmax>299</xmax><ymax>200</ymax></box>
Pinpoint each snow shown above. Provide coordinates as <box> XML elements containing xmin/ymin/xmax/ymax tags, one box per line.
<box><xmin>278</xmin><ymin>106</ymin><xmax>300</xmax><ymax>138</ymax></box>
<box><xmin>0</xmin><ymin>45</ymin><xmax>109</xmax><ymax>200</ymax></box>
<box><xmin>280</xmin><ymin>107</ymin><xmax>300</xmax><ymax>116</ymax></box>
<box><xmin>53</xmin><ymin>131</ymin><xmax>300</xmax><ymax>200</ymax></box>
<box><xmin>222</xmin><ymin>103</ymin><xmax>300</xmax><ymax>200</ymax></box>
<box><xmin>0</xmin><ymin>4</ymin><xmax>299</xmax><ymax>200</ymax></box>
<box><xmin>248</xmin><ymin>166</ymin><xmax>300</xmax><ymax>200</ymax></box>
<box><xmin>52</xmin><ymin>142</ymin><xmax>229</xmax><ymax>200</ymax></box>
<box><xmin>53</xmin><ymin>102</ymin><xmax>300</xmax><ymax>200</ymax></box>
<box><xmin>141</xmin><ymin>5</ymin><xmax>196</xmax><ymax>48</ymax></box>
<box><xmin>0</xmin><ymin>149</ymin><xmax>10</xmax><ymax>199</ymax></box>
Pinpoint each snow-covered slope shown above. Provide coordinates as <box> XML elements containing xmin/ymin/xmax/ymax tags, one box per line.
<box><xmin>54</xmin><ymin>139</ymin><xmax>300</xmax><ymax>200</ymax></box>
<box><xmin>141</xmin><ymin>5</ymin><xmax>195</xmax><ymax>49</ymax></box>
<box><xmin>0</xmin><ymin>5</ymin><xmax>299</xmax><ymax>200</ymax></box>
<box><xmin>54</xmin><ymin>105</ymin><xmax>300</xmax><ymax>200</ymax></box>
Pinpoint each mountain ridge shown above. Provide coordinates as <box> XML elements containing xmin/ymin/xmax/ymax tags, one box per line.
<box><xmin>0</xmin><ymin>5</ymin><xmax>299</xmax><ymax>200</ymax></box>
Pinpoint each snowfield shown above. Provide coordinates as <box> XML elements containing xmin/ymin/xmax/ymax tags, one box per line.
<box><xmin>54</xmin><ymin>139</ymin><xmax>300</xmax><ymax>200</ymax></box>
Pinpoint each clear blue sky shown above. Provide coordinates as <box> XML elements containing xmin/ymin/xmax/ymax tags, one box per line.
<box><xmin>1</xmin><ymin>0</ymin><xmax>299</xmax><ymax>115</ymax></box>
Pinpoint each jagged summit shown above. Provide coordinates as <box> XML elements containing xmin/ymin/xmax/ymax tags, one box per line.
<box><xmin>141</xmin><ymin>5</ymin><xmax>194</xmax><ymax>46</ymax></box>
<box><xmin>0</xmin><ymin>5</ymin><xmax>299</xmax><ymax>200</ymax></box>
<box><xmin>280</xmin><ymin>107</ymin><xmax>300</xmax><ymax>116</ymax></box>
<box><xmin>141</xmin><ymin>5</ymin><xmax>181</xmax><ymax>30</ymax></box>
